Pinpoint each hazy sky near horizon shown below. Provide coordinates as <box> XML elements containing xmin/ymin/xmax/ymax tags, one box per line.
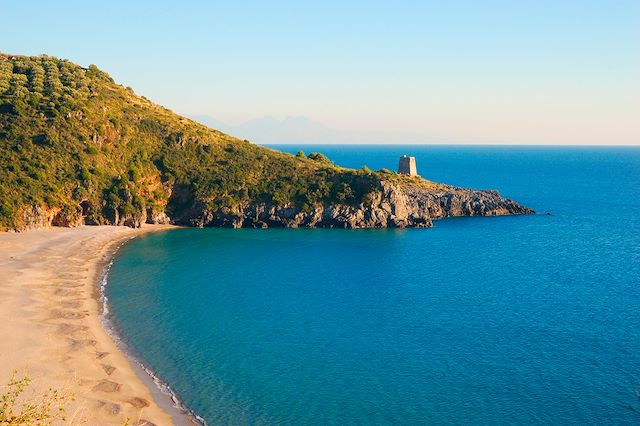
<box><xmin>2</xmin><ymin>1</ymin><xmax>639</xmax><ymax>144</ymax></box>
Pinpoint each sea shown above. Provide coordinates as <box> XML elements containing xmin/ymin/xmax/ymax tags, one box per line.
<box><xmin>105</xmin><ymin>145</ymin><xmax>640</xmax><ymax>425</ymax></box>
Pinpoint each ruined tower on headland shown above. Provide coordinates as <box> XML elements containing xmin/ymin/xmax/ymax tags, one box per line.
<box><xmin>398</xmin><ymin>155</ymin><xmax>418</xmax><ymax>176</ymax></box>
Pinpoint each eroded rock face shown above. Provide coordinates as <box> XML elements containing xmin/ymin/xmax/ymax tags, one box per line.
<box><xmin>20</xmin><ymin>205</ymin><xmax>82</xmax><ymax>230</ymax></box>
<box><xmin>108</xmin><ymin>208</ymin><xmax>146</xmax><ymax>229</ymax></box>
<box><xmin>19</xmin><ymin>205</ymin><xmax>59</xmax><ymax>230</ymax></box>
<box><xmin>146</xmin><ymin>209</ymin><xmax>171</xmax><ymax>225</ymax></box>
<box><xmin>172</xmin><ymin>181</ymin><xmax>534</xmax><ymax>229</ymax></box>
<box><xmin>14</xmin><ymin>179</ymin><xmax>534</xmax><ymax>231</ymax></box>
<box><xmin>388</xmin><ymin>185</ymin><xmax>535</xmax><ymax>220</ymax></box>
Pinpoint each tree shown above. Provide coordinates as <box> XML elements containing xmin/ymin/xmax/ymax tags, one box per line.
<box><xmin>0</xmin><ymin>62</ymin><xmax>13</xmax><ymax>94</ymax></box>
<box><xmin>43</xmin><ymin>60</ymin><xmax>63</xmax><ymax>98</ymax></box>
<box><xmin>307</xmin><ymin>152</ymin><xmax>332</xmax><ymax>163</ymax></box>
<box><xmin>28</xmin><ymin>63</ymin><xmax>45</xmax><ymax>94</ymax></box>
<box><xmin>7</xmin><ymin>74</ymin><xmax>28</xmax><ymax>98</ymax></box>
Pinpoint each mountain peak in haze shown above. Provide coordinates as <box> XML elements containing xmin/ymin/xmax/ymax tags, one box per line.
<box><xmin>190</xmin><ymin>115</ymin><xmax>338</xmax><ymax>144</ymax></box>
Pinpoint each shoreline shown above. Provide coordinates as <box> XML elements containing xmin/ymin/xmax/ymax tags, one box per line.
<box><xmin>98</xmin><ymin>235</ymin><xmax>207</xmax><ymax>425</ymax></box>
<box><xmin>0</xmin><ymin>224</ymin><xmax>192</xmax><ymax>425</ymax></box>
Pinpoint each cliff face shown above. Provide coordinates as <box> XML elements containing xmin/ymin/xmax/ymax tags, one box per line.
<box><xmin>13</xmin><ymin>178</ymin><xmax>533</xmax><ymax>231</ymax></box>
<box><xmin>170</xmin><ymin>181</ymin><xmax>534</xmax><ymax>229</ymax></box>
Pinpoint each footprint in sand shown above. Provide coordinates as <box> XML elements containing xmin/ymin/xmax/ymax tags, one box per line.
<box><xmin>128</xmin><ymin>397</ymin><xmax>150</xmax><ymax>408</ymax></box>
<box><xmin>102</xmin><ymin>364</ymin><xmax>116</xmax><ymax>375</ymax></box>
<box><xmin>52</xmin><ymin>310</ymin><xmax>87</xmax><ymax>319</ymax></box>
<box><xmin>68</xmin><ymin>338</ymin><xmax>97</xmax><ymax>351</ymax></box>
<box><xmin>96</xmin><ymin>351</ymin><xmax>109</xmax><ymax>359</ymax></box>
<box><xmin>59</xmin><ymin>273</ymin><xmax>84</xmax><ymax>280</ymax></box>
<box><xmin>58</xmin><ymin>323</ymin><xmax>87</xmax><ymax>334</ymax></box>
<box><xmin>92</xmin><ymin>379</ymin><xmax>122</xmax><ymax>393</ymax></box>
<box><xmin>98</xmin><ymin>400</ymin><xmax>121</xmax><ymax>415</ymax></box>
<box><xmin>60</xmin><ymin>282</ymin><xmax>84</xmax><ymax>288</ymax></box>
<box><xmin>61</xmin><ymin>300</ymin><xmax>82</xmax><ymax>309</ymax></box>
<box><xmin>54</xmin><ymin>288</ymin><xmax>79</xmax><ymax>296</ymax></box>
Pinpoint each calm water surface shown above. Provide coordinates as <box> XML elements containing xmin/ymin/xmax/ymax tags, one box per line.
<box><xmin>107</xmin><ymin>146</ymin><xmax>640</xmax><ymax>425</ymax></box>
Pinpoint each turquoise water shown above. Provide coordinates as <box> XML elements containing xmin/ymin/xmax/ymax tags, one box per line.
<box><xmin>107</xmin><ymin>146</ymin><xmax>640</xmax><ymax>425</ymax></box>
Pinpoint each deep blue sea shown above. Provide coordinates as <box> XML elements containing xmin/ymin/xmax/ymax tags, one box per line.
<box><xmin>107</xmin><ymin>145</ymin><xmax>640</xmax><ymax>425</ymax></box>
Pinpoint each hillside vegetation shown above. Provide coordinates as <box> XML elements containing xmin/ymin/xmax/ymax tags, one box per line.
<box><xmin>0</xmin><ymin>54</ymin><xmax>390</xmax><ymax>230</ymax></box>
<box><xmin>0</xmin><ymin>54</ymin><xmax>532</xmax><ymax>230</ymax></box>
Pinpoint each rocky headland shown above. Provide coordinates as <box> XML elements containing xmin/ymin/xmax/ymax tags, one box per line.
<box><xmin>0</xmin><ymin>54</ymin><xmax>533</xmax><ymax>231</ymax></box>
<box><xmin>172</xmin><ymin>180</ymin><xmax>533</xmax><ymax>229</ymax></box>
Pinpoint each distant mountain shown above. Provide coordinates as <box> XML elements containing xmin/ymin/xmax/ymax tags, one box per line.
<box><xmin>189</xmin><ymin>115</ymin><xmax>454</xmax><ymax>145</ymax></box>
<box><xmin>188</xmin><ymin>115</ymin><xmax>231</xmax><ymax>133</ymax></box>
<box><xmin>190</xmin><ymin>115</ymin><xmax>344</xmax><ymax>144</ymax></box>
<box><xmin>235</xmin><ymin>116</ymin><xmax>339</xmax><ymax>144</ymax></box>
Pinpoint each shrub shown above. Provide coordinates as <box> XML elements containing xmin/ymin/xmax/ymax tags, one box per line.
<box><xmin>0</xmin><ymin>371</ymin><xmax>74</xmax><ymax>424</ymax></box>
<box><xmin>307</xmin><ymin>152</ymin><xmax>332</xmax><ymax>163</ymax></box>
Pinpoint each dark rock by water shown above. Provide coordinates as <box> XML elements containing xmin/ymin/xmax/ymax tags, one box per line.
<box><xmin>171</xmin><ymin>181</ymin><xmax>533</xmax><ymax>229</ymax></box>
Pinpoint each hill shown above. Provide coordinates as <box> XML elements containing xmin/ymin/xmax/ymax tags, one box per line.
<box><xmin>0</xmin><ymin>54</ymin><xmax>533</xmax><ymax>231</ymax></box>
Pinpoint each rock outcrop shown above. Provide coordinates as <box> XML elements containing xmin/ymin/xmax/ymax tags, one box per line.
<box><xmin>13</xmin><ymin>179</ymin><xmax>533</xmax><ymax>231</ymax></box>
<box><xmin>14</xmin><ymin>204</ymin><xmax>171</xmax><ymax>231</ymax></box>
<box><xmin>19</xmin><ymin>206</ymin><xmax>61</xmax><ymax>231</ymax></box>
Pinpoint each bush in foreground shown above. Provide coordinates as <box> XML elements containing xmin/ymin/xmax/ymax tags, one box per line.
<box><xmin>0</xmin><ymin>371</ymin><xmax>73</xmax><ymax>425</ymax></box>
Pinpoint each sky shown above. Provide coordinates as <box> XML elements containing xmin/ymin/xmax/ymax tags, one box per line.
<box><xmin>2</xmin><ymin>0</ymin><xmax>639</xmax><ymax>145</ymax></box>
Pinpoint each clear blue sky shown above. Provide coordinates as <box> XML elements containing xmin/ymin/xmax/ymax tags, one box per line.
<box><xmin>2</xmin><ymin>0</ymin><xmax>639</xmax><ymax>144</ymax></box>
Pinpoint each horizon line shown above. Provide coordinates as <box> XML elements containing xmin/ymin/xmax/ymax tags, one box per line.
<box><xmin>259</xmin><ymin>143</ymin><xmax>640</xmax><ymax>147</ymax></box>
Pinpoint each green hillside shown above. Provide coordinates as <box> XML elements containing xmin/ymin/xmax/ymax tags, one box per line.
<box><xmin>0</xmin><ymin>54</ymin><xmax>392</xmax><ymax>230</ymax></box>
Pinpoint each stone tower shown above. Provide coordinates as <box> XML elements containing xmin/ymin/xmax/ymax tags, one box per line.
<box><xmin>398</xmin><ymin>155</ymin><xmax>418</xmax><ymax>176</ymax></box>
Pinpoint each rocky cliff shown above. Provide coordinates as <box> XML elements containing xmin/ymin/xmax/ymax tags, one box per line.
<box><xmin>13</xmin><ymin>176</ymin><xmax>534</xmax><ymax>231</ymax></box>
<box><xmin>170</xmin><ymin>180</ymin><xmax>534</xmax><ymax>229</ymax></box>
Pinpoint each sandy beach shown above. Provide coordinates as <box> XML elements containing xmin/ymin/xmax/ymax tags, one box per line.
<box><xmin>0</xmin><ymin>225</ymin><xmax>189</xmax><ymax>425</ymax></box>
